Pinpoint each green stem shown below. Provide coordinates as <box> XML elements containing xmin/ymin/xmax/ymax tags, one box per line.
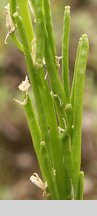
<box><xmin>11</xmin><ymin>33</ymin><xmax>24</xmax><ymax>52</ymax></box>
<box><xmin>13</xmin><ymin>11</ymin><xmax>56</xmax><ymax>183</ymax></box>
<box><xmin>62</xmin><ymin>136</ymin><xmax>73</xmax><ymax>200</ymax></box>
<box><xmin>13</xmin><ymin>13</ymin><xmax>48</xmax><ymax>140</ymax></box>
<box><xmin>77</xmin><ymin>171</ymin><xmax>84</xmax><ymax>200</ymax></box>
<box><xmin>55</xmin><ymin>98</ymin><xmax>66</xmax><ymax>128</ymax></box>
<box><xmin>36</xmin><ymin>68</ymin><xmax>67</xmax><ymax>199</ymax></box>
<box><xmin>34</xmin><ymin>0</ymin><xmax>45</xmax><ymax>64</ymax></box>
<box><xmin>45</xmin><ymin>33</ymin><xmax>67</xmax><ymax>106</ymax></box>
<box><xmin>44</xmin><ymin>32</ymin><xmax>68</xmax><ymax>127</ymax></box>
<box><xmin>40</xmin><ymin>142</ymin><xmax>60</xmax><ymax>200</ymax></box>
<box><xmin>9</xmin><ymin>1</ymin><xmax>88</xmax><ymax>200</ymax></box>
<box><xmin>61</xmin><ymin>105</ymin><xmax>73</xmax><ymax>199</ymax></box>
<box><xmin>9</xmin><ymin>1</ymin><xmax>24</xmax><ymax>52</ymax></box>
<box><xmin>62</xmin><ymin>6</ymin><xmax>70</xmax><ymax>102</ymax></box>
<box><xmin>17</xmin><ymin>0</ymin><xmax>34</xmax><ymax>50</ymax></box>
<box><xmin>24</xmin><ymin>94</ymin><xmax>41</xmax><ymax>153</ymax></box>
<box><xmin>71</xmin><ymin>34</ymin><xmax>89</xmax><ymax>198</ymax></box>
<box><xmin>10</xmin><ymin>0</ymin><xmax>16</xmax><ymax>19</ymax></box>
<box><xmin>24</xmin><ymin>94</ymin><xmax>47</xmax><ymax>180</ymax></box>
<box><xmin>43</xmin><ymin>0</ymin><xmax>56</xmax><ymax>58</ymax></box>
<box><xmin>70</xmin><ymin>37</ymin><xmax>81</xmax><ymax>108</ymax></box>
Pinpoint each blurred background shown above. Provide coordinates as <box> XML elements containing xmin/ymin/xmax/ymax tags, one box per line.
<box><xmin>0</xmin><ymin>0</ymin><xmax>97</xmax><ymax>200</ymax></box>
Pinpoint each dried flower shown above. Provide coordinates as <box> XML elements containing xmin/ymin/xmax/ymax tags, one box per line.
<box><xmin>13</xmin><ymin>76</ymin><xmax>30</xmax><ymax>106</ymax></box>
<box><xmin>18</xmin><ymin>76</ymin><xmax>31</xmax><ymax>92</ymax></box>
<box><xmin>30</xmin><ymin>173</ymin><xmax>45</xmax><ymax>191</ymax></box>
<box><xmin>4</xmin><ymin>3</ymin><xmax>15</xmax><ymax>44</ymax></box>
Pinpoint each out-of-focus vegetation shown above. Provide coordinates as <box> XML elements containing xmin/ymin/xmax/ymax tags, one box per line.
<box><xmin>0</xmin><ymin>0</ymin><xmax>97</xmax><ymax>199</ymax></box>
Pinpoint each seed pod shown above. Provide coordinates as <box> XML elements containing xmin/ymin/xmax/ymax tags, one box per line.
<box><xmin>34</xmin><ymin>0</ymin><xmax>45</xmax><ymax>65</ymax></box>
<box><xmin>62</xmin><ymin>6</ymin><xmax>70</xmax><ymax>102</ymax></box>
<box><xmin>71</xmin><ymin>34</ymin><xmax>89</xmax><ymax>198</ymax></box>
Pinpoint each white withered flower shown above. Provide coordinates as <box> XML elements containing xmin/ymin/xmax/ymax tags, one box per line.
<box><xmin>14</xmin><ymin>76</ymin><xmax>30</xmax><ymax>106</ymax></box>
<box><xmin>4</xmin><ymin>3</ymin><xmax>15</xmax><ymax>44</ymax></box>
<box><xmin>18</xmin><ymin>76</ymin><xmax>31</xmax><ymax>92</ymax></box>
<box><xmin>30</xmin><ymin>173</ymin><xmax>45</xmax><ymax>191</ymax></box>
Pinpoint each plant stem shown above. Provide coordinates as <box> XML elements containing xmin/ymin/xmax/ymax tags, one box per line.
<box><xmin>40</xmin><ymin>142</ymin><xmax>60</xmax><ymax>200</ymax></box>
<box><xmin>37</xmin><ymin>68</ymin><xmax>67</xmax><ymax>199</ymax></box>
<box><xmin>11</xmin><ymin>33</ymin><xmax>24</xmax><ymax>52</ymax></box>
<box><xmin>43</xmin><ymin>0</ymin><xmax>56</xmax><ymax>58</ymax></box>
<box><xmin>10</xmin><ymin>0</ymin><xmax>16</xmax><ymax>19</ymax></box>
<box><xmin>62</xmin><ymin>135</ymin><xmax>73</xmax><ymax>199</ymax></box>
<box><xmin>44</xmin><ymin>32</ymin><xmax>68</xmax><ymax>127</ymax></box>
<box><xmin>24</xmin><ymin>93</ymin><xmax>47</xmax><ymax>180</ymax></box>
<box><xmin>34</xmin><ymin>0</ymin><xmax>45</xmax><ymax>64</ymax></box>
<box><xmin>77</xmin><ymin>171</ymin><xmax>84</xmax><ymax>200</ymax></box>
<box><xmin>13</xmin><ymin>14</ymin><xmax>48</xmax><ymax>140</ymax></box>
<box><xmin>17</xmin><ymin>0</ymin><xmax>34</xmax><ymax>50</ymax></box>
<box><xmin>9</xmin><ymin>1</ymin><xmax>24</xmax><ymax>52</ymax></box>
<box><xmin>62</xmin><ymin>6</ymin><xmax>70</xmax><ymax>102</ymax></box>
<box><xmin>8</xmin><ymin>1</ymin><xmax>89</xmax><ymax>200</ymax></box>
<box><xmin>71</xmin><ymin>34</ymin><xmax>89</xmax><ymax>199</ymax></box>
<box><xmin>45</xmin><ymin>33</ymin><xmax>67</xmax><ymax>106</ymax></box>
<box><xmin>24</xmin><ymin>94</ymin><xmax>41</xmax><ymax>153</ymax></box>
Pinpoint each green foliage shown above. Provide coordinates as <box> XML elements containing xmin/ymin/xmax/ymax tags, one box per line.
<box><xmin>6</xmin><ymin>0</ymin><xmax>89</xmax><ymax>200</ymax></box>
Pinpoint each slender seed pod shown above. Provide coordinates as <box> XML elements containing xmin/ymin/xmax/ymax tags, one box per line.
<box><xmin>70</xmin><ymin>37</ymin><xmax>81</xmax><ymax>108</ymax></box>
<box><xmin>43</xmin><ymin>0</ymin><xmax>56</xmax><ymax>58</ymax></box>
<box><xmin>44</xmin><ymin>32</ymin><xmax>68</xmax><ymax>127</ymax></box>
<box><xmin>45</xmin><ymin>33</ymin><xmax>67</xmax><ymax>106</ymax></box>
<box><xmin>34</xmin><ymin>0</ymin><xmax>45</xmax><ymax>65</ymax></box>
<box><xmin>43</xmin><ymin>2</ymin><xmax>69</xmax><ymax>126</ymax></box>
<box><xmin>70</xmin><ymin>41</ymin><xmax>81</xmax><ymax>144</ymax></box>
<box><xmin>40</xmin><ymin>142</ymin><xmax>60</xmax><ymax>200</ymax></box>
<box><xmin>17</xmin><ymin>0</ymin><xmax>34</xmax><ymax>50</ymax></box>
<box><xmin>71</xmin><ymin>34</ymin><xmax>89</xmax><ymax>198</ymax></box>
<box><xmin>62</xmin><ymin>6</ymin><xmax>70</xmax><ymax>102</ymax></box>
